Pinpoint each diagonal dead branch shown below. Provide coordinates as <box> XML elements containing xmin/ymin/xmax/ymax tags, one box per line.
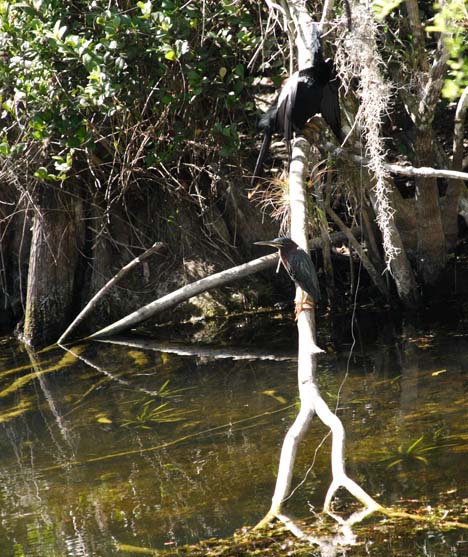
<box><xmin>58</xmin><ymin>242</ymin><xmax>166</xmax><ymax>344</ymax></box>
<box><xmin>87</xmin><ymin>253</ymin><xmax>277</xmax><ymax>340</ymax></box>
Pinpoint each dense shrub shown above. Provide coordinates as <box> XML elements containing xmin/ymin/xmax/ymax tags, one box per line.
<box><xmin>0</xmin><ymin>0</ymin><xmax>282</xmax><ymax>191</ymax></box>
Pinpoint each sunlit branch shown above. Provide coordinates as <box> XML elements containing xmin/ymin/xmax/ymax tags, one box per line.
<box><xmin>321</xmin><ymin>138</ymin><xmax>468</xmax><ymax>181</ymax></box>
<box><xmin>58</xmin><ymin>241</ymin><xmax>166</xmax><ymax>344</ymax></box>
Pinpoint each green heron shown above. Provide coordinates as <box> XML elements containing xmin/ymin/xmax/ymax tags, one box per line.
<box><xmin>251</xmin><ymin>23</ymin><xmax>342</xmax><ymax>186</ymax></box>
<box><xmin>255</xmin><ymin>237</ymin><xmax>320</xmax><ymax>317</ymax></box>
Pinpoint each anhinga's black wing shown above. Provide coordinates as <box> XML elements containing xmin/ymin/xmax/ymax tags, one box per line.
<box><xmin>251</xmin><ymin>131</ymin><xmax>273</xmax><ymax>187</ymax></box>
<box><xmin>320</xmin><ymin>61</ymin><xmax>342</xmax><ymax>142</ymax></box>
<box><xmin>275</xmin><ymin>71</ymin><xmax>299</xmax><ymax>161</ymax></box>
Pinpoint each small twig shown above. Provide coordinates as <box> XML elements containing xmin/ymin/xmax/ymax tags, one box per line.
<box><xmin>57</xmin><ymin>242</ymin><xmax>166</xmax><ymax>344</ymax></box>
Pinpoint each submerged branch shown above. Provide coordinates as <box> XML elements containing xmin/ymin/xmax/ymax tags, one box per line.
<box><xmin>41</xmin><ymin>404</ymin><xmax>294</xmax><ymax>473</ymax></box>
<box><xmin>96</xmin><ymin>337</ymin><xmax>295</xmax><ymax>361</ymax></box>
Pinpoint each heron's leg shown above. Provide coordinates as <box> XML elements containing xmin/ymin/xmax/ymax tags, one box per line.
<box><xmin>294</xmin><ymin>293</ymin><xmax>314</xmax><ymax>320</ymax></box>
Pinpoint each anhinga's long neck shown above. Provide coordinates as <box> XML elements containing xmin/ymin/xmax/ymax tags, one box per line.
<box><xmin>309</xmin><ymin>23</ymin><xmax>325</xmax><ymax>68</ymax></box>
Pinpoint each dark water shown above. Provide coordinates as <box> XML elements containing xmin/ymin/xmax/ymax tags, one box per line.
<box><xmin>0</xmin><ymin>312</ymin><xmax>466</xmax><ymax>556</ymax></box>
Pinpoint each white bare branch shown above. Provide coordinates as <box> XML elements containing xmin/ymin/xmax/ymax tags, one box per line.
<box><xmin>256</xmin><ymin>2</ymin><xmax>382</xmax><ymax>530</ymax></box>
<box><xmin>321</xmin><ymin>139</ymin><xmax>468</xmax><ymax>181</ymax></box>
<box><xmin>58</xmin><ymin>242</ymin><xmax>166</xmax><ymax>344</ymax></box>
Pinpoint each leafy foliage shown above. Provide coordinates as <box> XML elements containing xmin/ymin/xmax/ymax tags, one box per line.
<box><xmin>427</xmin><ymin>0</ymin><xmax>468</xmax><ymax>100</ymax></box>
<box><xmin>121</xmin><ymin>400</ymin><xmax>192</xmax><ymax>429</ymax></box>
<box><xmin>372</xmin><ymin>0</ymin><xmax>467</xmax><ymax>101</ymax></box>
<box><xmin>0</xmin><ymin>0</ymin><xmax>276</xmax><ymax>188</ymax></box>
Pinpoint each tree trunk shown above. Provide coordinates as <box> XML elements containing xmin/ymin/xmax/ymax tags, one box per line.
<box><xmin>0</xmin><ymin>187</ymin><xmax>31</xmax><ymax>328</ymax></box>
<box><xmin>413</xmin><ymin>131</ymin><xmax>447</xmax><ymax>284</ymax></box>
<box><xmin>0</xmin><ymin>205</ymin><xmax>11</xmax><ymax>327</ymax></box>
<box><xmin>442</xmin><ymin>86</ymin><xmax>468</xmax><ymax>251</ymax></box>
<box><xmin>22</xmin><ymin>187</ymin><xmax>84</xmax><ymax>346</ymax></box>
<box><xmin>368</xmin><ymin>185</ymin><xmax>420</xmax><ymax>307</ymax></box>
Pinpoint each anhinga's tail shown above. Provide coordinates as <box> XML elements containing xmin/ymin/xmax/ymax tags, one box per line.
<box><xmin>251</xmin><ymin>131</ymin><xmax>272</xmax><ymax>187</ymax></box>
<box><xmin>251</xmin><ymin>108</ymin><xmax>276</xmax><ymax>187</ymax></box>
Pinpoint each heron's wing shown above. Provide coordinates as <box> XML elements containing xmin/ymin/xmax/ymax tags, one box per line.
<box><xmin>320</xmin><ymin>63</ymin><xmax>342</xmax><ymax>142</ymax></box>
<box><xmin>282</xmin><ymin>249</ymin><xmax>321</xmax><ymax>301</ymax></box>
<box><xmin>295</xmin><ymin>257</ymin><xmax>320</xmax><ymax>301</ymax></box>
<box><xmin>303</xmin><ymin>258</ymin><xmax>321</xmax><ymax>302</ymax></box>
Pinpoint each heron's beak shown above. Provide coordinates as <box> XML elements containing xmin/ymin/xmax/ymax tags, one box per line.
<box><xmin>254</xmin><ymin>240</ymin><xmax>280</xmax><ymax>248</ymax></box>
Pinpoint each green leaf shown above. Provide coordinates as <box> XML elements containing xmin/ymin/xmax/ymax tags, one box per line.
<box><xmin>372</xmin><ymin>0</ymin><xmax>403</xmax><ymax>20</ymax></box>
<box><xmin>34</xmin><ymin>167</ymin><xmax>61</xmax><ymax>181</ymax></box>
<box><xmin>52</xmin><ymin>19</ymin><xmax>67</xmax><ymax>40</ymax></box>
<box><xmin>406</xmin><ymin>435</ymin><xmax>424</xmax><ymax>454</ymax></box>
<box><xmin>386</xmin><ymin>459</ymin><xmax>403</xmax><ymax>469</ymax></box>
<box><xmin>137</xmin><ymin>1</ymin><xmax>152</xmax><ymax>17</ymax></box>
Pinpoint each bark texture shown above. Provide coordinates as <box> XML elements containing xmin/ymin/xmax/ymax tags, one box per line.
<box><xmin>22</xmin><ymin>188</ymin><xmax>85</xmax><ymax>346</ymax></box>
<box><xmin>413</xmin><ymin>132</ymin><xmax>447</xmax><ymax>284</ymax></box>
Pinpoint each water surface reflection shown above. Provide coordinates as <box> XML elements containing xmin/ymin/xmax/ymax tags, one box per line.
<box><xmin>0</xmin><ymin>315</ymin><xmax>466</xmax><ymax>556</ymax></box>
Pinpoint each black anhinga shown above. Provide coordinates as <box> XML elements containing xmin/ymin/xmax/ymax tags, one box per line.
<box><xmin>251</xmin><ymin>23</ymin><xmax>342</xmax><ymax>186</ymax></box>
<box><xmin>255</xmin><ymin>237</ymin><xmax>320</xmax><ymax>316</ymax></box>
